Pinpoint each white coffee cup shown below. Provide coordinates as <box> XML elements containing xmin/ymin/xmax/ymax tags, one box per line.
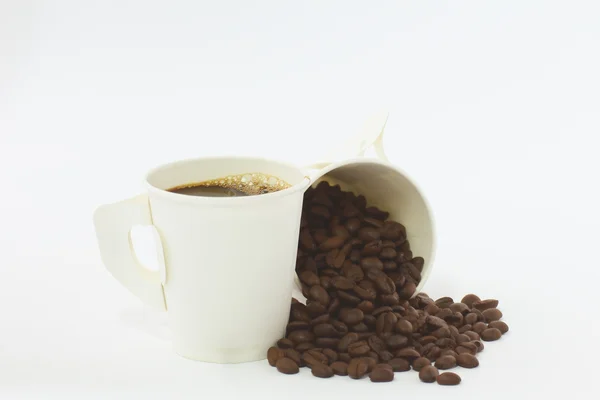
<box><xmin>93</xmin><ymin>112</ymin><xmax>436</xmax><ymax>364</ymax></box>
<box><xmin>94</xmin><ymin>157</ymin><xmax>311</xmax><ymax>363</ymax></box>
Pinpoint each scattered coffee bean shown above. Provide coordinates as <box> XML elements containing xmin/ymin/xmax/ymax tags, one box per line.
<box><xmin>437</xmin><ymin>372</ymin><xmax>461</xmax><ymax>385</ymax></box>
<box><xmin>389</xmin><ymin>358</ymin><xmax>411</xmax><ymax>372</ymax></box>
<box><xmin>473</xmin><ymin>299</ymin><xmax>499</xmax><ymax>311</ymax></box>
<box><xmin>370</xmin><ymin>365</ymin><xmax>395</xmax><ymax>382</ymax></box>
<box><xmin>488</xmin><ymin>320</ymin><xmax>509</xmax><ymax>334</ymax></box>
<box><xmin>331</xmin><ymin>361</ymin><xmax>349</xmax><ymax>376</ymax></box>
<box><xmin>348</xmin><ymin>358</ymin><xmax>370</xmax><ymax>379</ymax></box>
<box><xmin>412</xmin><ymin>357</ymin><xmax>431</xmax><ymax>371</ymax></box>
<box><xmin>456</xmin><ymin>353</ymin><xmax>479</xmax><ymax>368</ymax></box>
<box><xmin>434</xmin><ymin>355</ymin><xmax>457</xmax><ymax>370</ymax></box>
<box><xmin>482</xmin><ymin>308</ymin><xmax>503</xmax><ymax>322</ymax></box>
<box><xmin>419</xmin><ymin>365</ymin><xmax>439</xmax><ymax>383</ymax></box>
<box><xmin>481</xmin><ymin>328</ymin><xmax>503</xmax><ymax>341</ymax></box>
<box><xmin>276</xmin><ymin>358</ymin><xmax>300</xmax><ymax>374</ymax></box>
<box><xmin>268</xmin><ymin>182</ymin><xmax>509</xmax><ymax>385</ymax></box>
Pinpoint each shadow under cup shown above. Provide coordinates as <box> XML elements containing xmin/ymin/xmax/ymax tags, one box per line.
<box><xmin>144</xmin><ymin>157</ymin><xmax>310</xmax><ymax>363</ymax></box>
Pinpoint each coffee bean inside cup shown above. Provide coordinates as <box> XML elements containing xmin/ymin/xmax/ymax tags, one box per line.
<box><xmin>168</xmin><ymin>172</ymin><xmax>290</xmax><ymax>196</ymax></box>
<box><xmin>265</xmin><ymin>181</ymin><xmax>509</xmax><ymax>385</ymax></box>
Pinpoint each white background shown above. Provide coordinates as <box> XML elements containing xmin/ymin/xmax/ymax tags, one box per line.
<box><xmin>1</xmin><ymin>0</ymin><xmax>599</xmax><ymax>399</ymax></box>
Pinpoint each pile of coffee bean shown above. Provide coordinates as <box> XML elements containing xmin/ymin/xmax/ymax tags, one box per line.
<box><xmin>267</xmin><ymin>181</ymin><xmax>509</xmax><ymax>385</ymax></box>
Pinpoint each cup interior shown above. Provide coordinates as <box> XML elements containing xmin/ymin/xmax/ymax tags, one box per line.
<box><xmin>311</xmin><ymin>159</ymin><xmax>436</xmax><ymax>293</ymax></box>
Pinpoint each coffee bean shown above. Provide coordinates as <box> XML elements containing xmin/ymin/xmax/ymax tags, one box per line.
<box><xmin>268</xmin><ymin>347</ymin><xmax>285</xmax><ymax>366</ymax></box>
<box><xmin>339</xmin><ymin>308</ymin><xmax>364</xmax><ymax>325</ymax></box>
<box><xmin>458</xmin><ymin>324</ymin><xmax>472</xmax><ymax>334</ymax></box>
<box><xmin>425</xmin><ymin>346</ymin><xmax>442</xmax><ymax>362</ymax></box>
<box><xmin>482</xmin><ymin>308</ymin><xmax>503</xmax><ymax>322</ymax></box>
<box><xmin>357</xmin><ymin>301</ymin><xmax>374</xmax><ymax>314</ymax></box>
<box><xmin>337</xmin><ymin>332</ymin><xmax>359</xmax><ymax>352</ymax></box>
<box><xmin>488</xmin><ymin>320</ymin><xmax>509</xmax><ymax>334</ymax></box>
<box><xmin>331</xmin><ymin>276</ymin><xmax>355</xmax><ymax>290</ymax></box>
<box><xmin>435</xmin><ymin>338</ymin><xmax>455</xmax><ymax>348</ymax></box>
<box><xmin>434</xmin><ymin>355</ymin><xmax>457</xmax><ymax>370</ymax></box>
<box><xmin>276</xmin><ymin>357</ymin><xmax>300</xmax><ymax>374</ymax></box>
<box><xmin>310</xmin><ymin>314</ymin><xmax>330</xmax><ymax>326</ymax></box>
<box><xmin>363</xmin><ymin>217</ymin><xmax>384</xmax><ymax>228</ymax></box>
<box><xmin>295</xmin><ymin>342</ymin><xmax>316</xmax><ymax>352</ymax></box>
<box><xmin>473</xmin><ymin>299</ymin><xmax>499</xmax><ymax>311</ymax></box>
<box><xmin>440</xmin><ymin>349</ymin><xmax>458</xmax><ymax>358</ymax></box>
<box><xmin>358</xmin><ymin>227</ymin><xmax>380</xmax><ymax>243</ymax></box>
<box><xmin>299</xmin><ymin>270</ymin><xmax>320</xmax><ymax>287</ymax></box>
<box><xmin>402</xmin><ymin>262</ymin><xmax>422</xmax><ymax>282</ymax></box>
<box><xmin>304</xmin><ymin>349</ymin><xmax>329</xmax><ymax>365</ymax></box>
<box><xmin>374</xmin><ymin>276</ymin><xmax>396</xmax><ymax>295</ymax></box>
<box><xmin>362</xmin><ymin>241</ymin><xmax>383</xmax><ymax>256</ymax></box>
<box><xmin>389</xmin><ymin>358</ymin><xmax>411</xmax><ymax>372</ymax></box>
<box><xmin>314</xmin><ymin>323</ymin><xmax>339</xmax><ymax>338</ymax></box>
<box><xmin>426</xmin><ymin>315</ymin><xmax>448</xmax><ymax>329</ymax></box>
<box><xmin>473</xmin><ymin>341</ymin><xmax>485</xmax><ymax>353</ymax></box>
<box><xmin>465</xmin><ymin>331</ymin><xmax>480</xmax><ymax>341</ymax></box>
<box><xmin>338</xmin><ymin>353</ymin><xmax>351</xmax><ymax>363</ymax></box>
<box><xmin>396</xmin><ymin>251</ymin><xmax>412</xmax><ymax>264</ymax></box>
<box><xmin>311</xmin><ymin>363</ymin><xmax>334</xmax><ymax>378</ymax></box>
<box><xmin>437</xmin><ymin>372</ymin><xmax>461</xmax><ymax>386</ymax></box>
<box><xmin>367</xmin><ymin>351</ymin><xmax>380</xmax><ymax>362</ymax></box>
<box><xmin>456</xmin><ymin>353</ymin><xmax>479</xmax><ymax>368</ymax></box>
<box><xmin>353</xmin><ymin>285</ymin><xmax>377</xmax><ymax>301</ymax></box>
<box><xmin>348</xmin><ymin>341</ymin><xmax>371</xmax><ymax>357</ymax></box>
<box><xmin>379</xmin><ymin>350</ymin><xmax>394</xmax><ymax>362</ymax></box>
<box><xmin>481</xmin><ymin>328</ymin><xmax>503</xmax><ymax>341</ymax></box>
<box><xmin>367</xmin><ymin>335</ymin><xmax>387</xmax><ymax>354</ymax></box>
<box><xmin>383</xmin><ymin>261</ymin><xmax>397</xmax><ymax>271</ymax></box>
<box><xmin>320</xmin><ymin>236</ymin><xmax>345</xmax><ymax>251</ymax></box>
<box><xmin>435</xmin><ymin>297</ymin><xmax>454</xmax><ymax>309</ymax></box>
<box><xmin>277</xmin><ymin>338</ymin><xmax>294</xmax><ymax>349</ymax></box>
<box><xmin>363</xmin><ymin>356</ymin><xmax>378</xmax><ymax>371</ymax></box>
<box><xmin>412</xmin><ymin>357</ymin><xmax>431</xmax><ymax>371</ymax></box>
<box><xmin>461</xmin><ymin>294</ymin><xmax>481</xmax><ymax>308</ymax></box>
<box><xmin>456</xmin><ymin>334</ymin><xmax>470</xmax><ymax>344</ymax></box>
<box><xmin>287</xmin><ymin>330</ymin><xmax>314</xmax><ymax>344</ymax></box>
<box><xmin>396</xmin><ymin>319</ymin><xmax>413</xmax><ymax>335</ymax></box>
<box><xmin>432</xmin><ymin>327</ymin><xmax>451</xmax><ymax>338</ymax></box>
<box><xmin>419</xmin><ymin>365</ymin><xmax>439</xmax><ymax>383</ymax></box>
<box><xmin>411</xmin><ymin>257</ymin><xmax>425</xmax><ymax>271</ymax></box>
<box><xmin>365</xmin><ymin>206</ymin><xmax>389</xmax><ymax>220</ymax></box>
<box><xmin>370</xmin><ymin>366</ymin><xmax>394</xmax><ymax>382</ymax></box>
<box><xmin>282</xmin><ymin>353</ymin><xmax>303</xmax><ymax>369</ymax></box>
<box><xmin>287</xmin><ymin>321</ymin><xmax>310</xmax><ymax>333</ymax></box>
<box><xmin>449</xmin><ymin>302</ymin><xmax>470</xmax><ymax>314</ymax></box>
<box><xmin>316</xmin><ymin>338</ymin><xmax>340</xmax><ymax>349</ymax></box>
<box><xmin>337</xmin><ymin>290</ymin><xmax>362</xmax><ymax>306</ymax></box>
<box><xmin>331</xmin><ymin>361</ymin><xmax>349</xmax><ymax>376</ymax></box>
<box><xmin>309</xmin><ymin>285</ymin><xmax>330</xmax><ymax>307</ymax></box>
<box><xmin>386</xmin><ymin>334</ymin><xmax>409</xmax><ymax>349</ymax></box>
<box><xmin>361</xmin><ymin>257</ymin><xmax>383</xmax><ymax>270</ymax></box>
<box><xmin>398</xmin><ymin>281</ymin><xmax>417</xmax><ymax>300</ymax></box>
<box><xmin>376</xmin><ymin>312</ymin><xmax>398</xmax><ymax>335</ymax></box>
<box><xmin>465</xmin><ymin>312</ymin><xmax>478</xmax><ymax>325</ymax></box>
<box><xmin>345</xmin><ymin>218</ymin><xmax>361</xmax><ymax>234</ymax></box>
<box><xmin>342</xmin><ymin>264</ymin><xmax>364</xmax><ymax>282</ymax></box>
<box><xmin>379</xmin><ymin>290</ymin><xmax>400</xmax><ymax>305</ymax></box>
<box><xmin>425</xmin><ymin>303</ymin><xmax>441</xmax><ymax>315</ymax></box>
<box><xmin>380</xmin><ymin>221</ymin><xmax>406</xmax><ymax>241</ymax></box>
<box><xmin>300</xmin><ymin>229</ymin><xmax>317</xmax><ymax>252</ymax></box>
<box><xmin>380</xmin><ymin>247</ymin><xmax>397</xmax><ymax>260</ymax></box>
<box><xmin>342</xmin><ymin>203</ymin><xmax>360</xmax><ymax>218</ymax></box>
<box><xmin>395</xmin><ymin>348</ymin><xmax>421</xmax><ymax>360</ymax></box>
<box><xmin>455</xmin><ymin>345</ymin><xmax>477</xmax><ymax>356</ymax></box>
<box><xmin>332</xmin><ymin>226</ymin><xmax>350</xmax><ymax>240</ymax></box>
<box><xmin>348</xmin><ymin>358</ymin><xmax>370</xmax><ymax>379</ymax></box>
<box><xmin>472</xmin><ymin>322</ymin><xmax>488</xmax><ymax>334</ymax></box>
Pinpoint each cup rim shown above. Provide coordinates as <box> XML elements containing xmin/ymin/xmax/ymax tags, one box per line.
<box><xmin>144</xmin><ymin>155</ymin><xmax>311</xmax><ymax>205</ymax></box>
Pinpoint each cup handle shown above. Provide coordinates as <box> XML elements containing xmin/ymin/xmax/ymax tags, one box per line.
<box><xmin>303</xmin><ymin>110</ymin><xmax>390</xmax><ymax>182</ymax></box>
<box><xmin>93</xmin><ymin>194</ymin><xmax>167</xmax><ymax>311</ymax></box>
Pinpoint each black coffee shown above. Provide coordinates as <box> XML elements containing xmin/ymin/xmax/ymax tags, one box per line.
<box><xmin>169</xmin><ymin>185</ymin><xmax>249</xmax><ymax>197</ymax></box>
<box><xmin>168</xmin><ymin>172</ymin><xmax>291</xmax><ymax>197</ymax></box>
